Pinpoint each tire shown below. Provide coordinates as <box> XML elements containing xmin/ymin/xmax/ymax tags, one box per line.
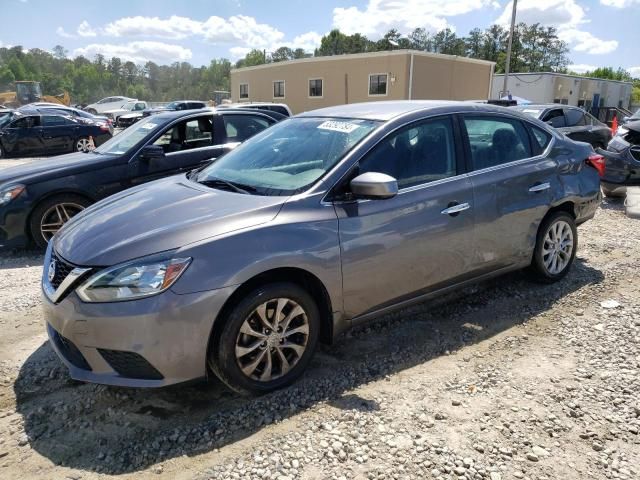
<box><xmin>209</xmin><ymin>282</ymin><xmax>320</xmax><ymax>395</ymax></box>
<box><xmin>29</xmin><ymin>194</ymin><xmax>92</xmax><ymax>249</ymax></box>
<box><xmin>86</xmin><ymin>108</ymin><xmax>97</xmax><ymax>115</ymax></box>
<box><xmin>529</xmin><ymin>212</ymin><xmax>578</xmax><ymax>283</ymax></box>
<box><xmin>74</xmin><ymin>137</ymin><xmax>91</xmax><ymax>153</ymax></box>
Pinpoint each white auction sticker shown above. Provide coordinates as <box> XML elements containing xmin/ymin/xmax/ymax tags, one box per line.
<box><xmin>317</xmin><ymin>121</ymin><xmax>359</xmax><ymax>133</ymax></box>
<box><xmin>141</xmin><ymin>122</ymin><xmax>157</xmax><ymax>129</ymax></box>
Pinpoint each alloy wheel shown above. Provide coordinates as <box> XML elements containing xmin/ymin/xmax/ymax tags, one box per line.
<box><xmin>76</xmin><ymin>138</ymin><xmax>90</xmax><ymax>152</ymax></box>
<box><xmin>40</xmin><ymin>202</ymin><xmax>85</xmax><ymax>241</ymax></box>
<box><xmin>235</xmin><ymin>297</ymin><xmax>309</xmax><ymax>382</ymax></box>
<box><xmin>542</xmin><ymin>219</ymin><xmax>574</xmax><ymax>275</ymax></box>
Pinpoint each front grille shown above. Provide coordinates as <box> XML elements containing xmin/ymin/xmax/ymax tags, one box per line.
<box><xmin>98</xmin><ymin>349</ymin><xmax>164</xmax><ymax>380</ymax></box>
<box><xmin>50</xmin><ymin>327</ymin><xmax>91</xmax><ymax>370</ymax></box>
<box><xmin>49</xmin><ymin>252</ymin><xmax>75</xmax><ymax>290</ymax></box>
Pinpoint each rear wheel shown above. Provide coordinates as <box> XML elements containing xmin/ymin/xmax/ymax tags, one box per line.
<box><xmin>86</xmin><ymin>108</ymin><xmax>97</xmax><ymax>115</ymax></box>
<box><xmin>529</xmin><ymin>212</ymin><xmax>577</xmax><ymax>283</ymax></box>
<box><xmin>29</xmin><ymin>194</ymin><xmax>91</xmax><ymax>249</ymax></box>
<box><xmin>209</xmin><ymin>282</ymin><xmax>319</xmax><ymax>395</ymax></box>
<box><xmin>75</xmin><ymin>137</ymin><xmax>91</xmax><ymax>153</ymax></box>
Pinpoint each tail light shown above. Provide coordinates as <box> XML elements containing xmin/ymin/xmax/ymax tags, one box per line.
<box><xmin>99</xmin><ymin>124</ymin><xmax>110</xmax><ymax>132</ymax></box>
<box><xmin>586</xmin><ymin>153</ymin><xmax>606</xmax><ymax>177</ymax></box>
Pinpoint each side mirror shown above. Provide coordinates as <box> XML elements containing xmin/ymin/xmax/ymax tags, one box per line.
<box><xmin>350</xmin><ymin>172</ymin><xmax>398</xmax><ymax>200</ymax></box>
<box><xmin>622</xmin><ymin>116</ymin><xmax>629</xmax><ymax>124</ymax></box>
<box><xmin>139</xmin><ymin>144</ymin><xmax>165</xmax><ymax>162</ymax></box>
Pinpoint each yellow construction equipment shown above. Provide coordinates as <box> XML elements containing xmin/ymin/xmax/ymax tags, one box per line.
<box><xmin>0</xmin><ymin>81</ymin><xmax>70</xmax><ymax>108</ymax></box>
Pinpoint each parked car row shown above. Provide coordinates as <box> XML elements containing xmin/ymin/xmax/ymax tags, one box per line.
<box><xmin>0</xmin><ymin>108</ymin><xmax>112</xmax><ymax>158</ymax></box>
<box><xmin>0</xmin><ymin>108</ymin><xmax>280</xmax><ymax>248</ymax></box>
<box><xmin>21</xmin><ymin>101</ymin><xmax>604</xmax><ymax>395</ymax></box>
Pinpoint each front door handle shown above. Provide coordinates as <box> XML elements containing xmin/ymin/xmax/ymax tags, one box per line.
<box><xmin>529</xmin><ymin>182</ymin><xmax>551</xmax><ymax>193</ymax></box>
<box><xmin>441</xmin><ymin>202</ymin><xmax>470</xmax><ymax>216</ymax></box>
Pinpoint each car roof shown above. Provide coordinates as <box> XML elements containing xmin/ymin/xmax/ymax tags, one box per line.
<box><xmin>512</xmin><ymin>104</ymin><xmax>580</xmax><ymax>110</ymax></box>
<box><xmin>149</xmin><ymin>108</ymin><xmax>265</xmax><ymax>121</ymax></box>
<box><xmin>296</xmin><ymin>100</ymin><xmax>518</xmax><ymax>121</ymax></box>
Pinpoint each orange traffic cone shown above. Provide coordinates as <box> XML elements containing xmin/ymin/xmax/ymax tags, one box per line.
<box><xmin>611</xmin><ymin>115</ymin><xmax>618</xmax><ymax>135</ymax></box>
<box><xmin>88</xmin><ymin>136</ymin><xmax>96</xmax><ymax>151</ymax></box>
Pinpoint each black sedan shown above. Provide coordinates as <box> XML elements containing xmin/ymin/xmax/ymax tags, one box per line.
<box><xmin>0</xmin><ymin>110</ymin><xmax>112</xmax><ymax>158</ymax></box>
<box><xmin>514</xmin><ymin>104</ymin><xmax>612</xmax><ymax>149</ymax></box>
<box><xmin>0</xmin><ymin>108</ymin><xmax>278</xmax><ymax>248</ymax></box>
<box><xmin>143</xmin><ymin>100</ymin><xmax>207</xmax><ymax>117</ymax></box>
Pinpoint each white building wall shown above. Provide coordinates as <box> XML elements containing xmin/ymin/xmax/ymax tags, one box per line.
<box><xmin>492</xmin><ymin>73</ymin><xmax>632</xmax><ymax>109</ymax></box>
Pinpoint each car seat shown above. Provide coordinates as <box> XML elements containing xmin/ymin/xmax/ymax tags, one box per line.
<box><xmin>489</xmin><ymin>128</ymin><xmax>526</xmax><ymax>166</ymax></box>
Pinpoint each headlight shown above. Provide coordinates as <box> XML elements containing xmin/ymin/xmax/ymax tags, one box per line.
<box><xmin>77</xmin><ymin>254</ymin><xmax>191</xmax><ymax>302</ymax></box>
<box><xmin>0</xmin><ymin>184</ymin><xmax>25</xmax><ymax>206</ymax></box>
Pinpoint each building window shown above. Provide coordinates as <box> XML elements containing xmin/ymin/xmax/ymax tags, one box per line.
<box><xmin>239</xmin><ymin>83</ymin><xmax>249</xmax><ymax>99</ymax></box>
<box><xmin>273</xmin><ymin>80</ymin><xmax>285</xmax><ymax>98</ymax></box>
<box><xmin>309</xmin><ymin>78</ymin><xmax>323</xmax><ymax>98</ymax></box>
<box><xmin>369</xmin><ymin>73</ymin><xmax>388</xmax><ymax>96</ymax></box>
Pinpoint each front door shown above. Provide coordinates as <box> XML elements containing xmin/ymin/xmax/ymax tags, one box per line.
<box><xmin>3</xmin><ymin>116</ymin><xmax>43</xmax><ymax>156</ymax></box>
<box><xmin>128</xmin><ymin>115</ymin><xmax>222</xmax><ymax>186</ymax></box>
<box><xmin>335</xmin><ymin>116</ymin><xmax>476</xmax><ymax>318</ymax></box>
<box><xmin>40</xmin><ymin>115</ymin><xmax>76</xmax><ymax>153</ymax></box>
<box><xmin>461</xmin><ymin>114</ymin><xmax>557</xmax><ymax>269</ymax></box>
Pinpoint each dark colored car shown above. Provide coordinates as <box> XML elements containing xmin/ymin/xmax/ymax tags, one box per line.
<box><xmin>117</xmin><ymin>112</ymin><xmax>144</xmax><ymax>128</ymax></box>
<box><xmin>41</xmin><ymin>101</ymin><xmax>602</xmax><ymax>393</ymax></box>
<box><xmin>597</xmin><ymin>120</ymin><xmax>640</xmax><ymax>196</ymax></box>
<box><xmin>514</xmin><ymin>104</ymin><xmax>612</xmax><ymax>149</ymax></box>
<box><xmin>143</xmin><ymin>101</ymin><xmax>207</xmax><ymax>117</ymax></box>
<box><xmin>19</xmin><ymin>104</ymin><xmax>114</xmax><ymax>135</ymax></box>
<box><xmin>0</xmin><ymin>110</ymin><xmax>112</xmax><ymax>158</ymax></box>
<box><xmin>0</xmin><ymin>109</ymin><xmax>278</xmax><ymax>248</ymax></box>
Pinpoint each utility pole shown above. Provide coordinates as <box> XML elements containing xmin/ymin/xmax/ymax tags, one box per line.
<box><xmin>502</xmin><ymin>0</ymin><xmax>518</xmax><ymax>97</ymax></box>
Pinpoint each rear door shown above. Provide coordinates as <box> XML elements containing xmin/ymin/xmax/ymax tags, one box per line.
<box><xmin>40</xmin><ymin>115</ymin><xmax>76</xmax><ymax>153</ymax></box>
<box><xmin>335</xmin><ymin>115</ymin><xmax>476</xmax><ymax>318</ymax></box>
<box><xmin>461</xmin><ymin>114</ymin><xmax>557</xmax><ymax>269</ymax></box>
<box><xmin>561</xmin><ymin>108</ymin><xmax>595</xmax><ymax>145</ymax></box>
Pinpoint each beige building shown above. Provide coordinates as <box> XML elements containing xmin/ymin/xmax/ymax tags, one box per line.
<box><xmin>231</xmin><ymin>50</ymin><xmax>495</xmax><ymax>114</ymax></box>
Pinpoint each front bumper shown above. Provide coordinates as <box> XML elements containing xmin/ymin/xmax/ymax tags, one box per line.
<box><xmin>43</xmin><ymin>279</ymin><xmax>236</xmax><ymax>387</ymax></box>
<box><xmin>0</xmin><ymin>199</ymin><xmax>31</xmax><ymax>249</ymax></box>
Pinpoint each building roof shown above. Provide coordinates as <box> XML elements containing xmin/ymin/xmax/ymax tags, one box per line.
<box><xmin>493</xmin><ymin>72</ymin><xmax>633</xmax><ymax>86</ymax></box>
<box><xmin>232</xmin><ymin>49</ymin><xmax>494</xmax><ymax>73</ymax></box>
<box><xmin>296</xmin><ymin>100</ymin><xmax>504</xmax><ymax>121</ymax></box>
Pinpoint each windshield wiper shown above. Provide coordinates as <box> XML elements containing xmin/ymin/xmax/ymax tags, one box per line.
<box><xmin>199</xmin><ymin>177</ymin><xmax>257</xmax><ymax>195</ymax></box>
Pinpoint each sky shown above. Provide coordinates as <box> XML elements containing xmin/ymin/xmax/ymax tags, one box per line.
<box><xmin>1</xmin><ymin>0</ymin><xmax>638</xmax><ymax>76</ymax></box>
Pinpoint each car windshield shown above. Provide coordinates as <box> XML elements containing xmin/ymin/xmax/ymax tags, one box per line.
<box><xmin>196</xmin><ymin>117</ymin><xmax>379</xmax><ymax>195</ymax></box>
<box><xmin>94</xmin><ymin>116</ymin><xmax>162</xmax><ymax>155</ymax></box>
<box><xmin>0</xmin><ymin>112</ymin><xmax>18</xmax><ymax>128</ymax></box>
<box><xmin>166</xmin><ymin>102</ymin><xmax>179</xmax><ymax>109</ymax></box>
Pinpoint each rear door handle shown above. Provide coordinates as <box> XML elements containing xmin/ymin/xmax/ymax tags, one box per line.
<box><xmin>529</xmin><ymin>182</ymin><xmax>550</xmax><ymax>193</ymax></box>
<box><xmin>441</xmin><ymin>202</ymin><xmax>470</xmax><ymax>216</ymax></box>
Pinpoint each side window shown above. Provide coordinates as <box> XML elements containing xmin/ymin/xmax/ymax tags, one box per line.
<box><xmin>541</xmin><ymin>109</ymin><xmax>566</xmax><ymax>128</ymax></box>
<box><xmin>153</xmin><ymin>117</ymin><xmax>214</xmax><ymax>153</ymax></box>
<box><xmin>359</xmin><ymin>117</ymin><xmax>458</xmax><ymax>189</ymax></box>
<box><xmin>135</xmin><ymin>103</ymin><xmax>146</xmax><ymax>111</ymax></box>
<box><xmin>224</xmin><ymin>115</ymin><xmax>272</xmax><ymax>142</ymax></box>
<box><xmin>42</xmin><ymin>115</ymin><xmax>68</xmax><ymax>126</ymax></box>
<box><xmin>10</xmin><ymin>117</ymin><xmax>30</xmax><ymax>128</ymax></box>
<box><xmin>565</xmin><ymin>109</ymin><xmax>586</xmax><ymax>127</ymax></box>
<box><xmin>273</xmin><ymin>81</ymin><xmax>285</xmax><ymax>98</ymax></box>
<box><xmin>463</xmin><ymin>116</ymin><xmax>532</xmax><ymax>170</ymax></box>
<box><xmin>585</xmin><ymin>112</ymin><xmax>601</xmax><ymax>126</ymax></box>
<box><xmin>239</xmin><ymin>83</ymin><xmax>249</xmax><ymax>99</ymax></box>
<box><xmin>530</xmin><ymin>126</ymin><xmax>552</xmax><ymax>154</ymax></box>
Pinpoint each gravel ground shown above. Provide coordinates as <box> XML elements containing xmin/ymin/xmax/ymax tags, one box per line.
<box><xmin>0</xmin><ymin>197</ymin><xmax>638</xmax><ymax>480</ymax></box>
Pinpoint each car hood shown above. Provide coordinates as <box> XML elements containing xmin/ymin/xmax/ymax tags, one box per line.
<box><xmin>625</xmin><ymin>119</ymin><xmax>640</xmax><ymax>134</ymax></box>
<box><xmin>144</xmin><ymin>107</ymin><xmax>170</xmax><ymax>114</ymax></box>
<box><xmin>0</xmin><ymin>152</ymin><xmax>119</xmax><ymax>186</ymax></box>
<box><xmin>53</xmin><ymin>175</ymin><xmax>287</xmax><ymax>266</ymax></box>
<box><xmin>120</xmin><ymin>112</ymin><xmax>143</xmax><ymax>118</ymax></box>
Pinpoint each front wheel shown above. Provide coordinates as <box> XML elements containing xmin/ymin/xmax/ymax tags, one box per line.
<box><xmin>529</xmin><ymin>212</ymin><xmax>577</xmax><ymax>283</ymax></box>
<box><xmin>209</xmin><ymin>283</ymin><xmax>320</xmax><ymax>395</ymax></box>
<box><xmin>29</xmin><ymin>194</ymin><xmax>91</xmax><ymax>249</ymax></box>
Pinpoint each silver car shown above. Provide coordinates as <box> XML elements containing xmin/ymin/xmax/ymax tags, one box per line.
<box><xmin>42</xmin><ymin>101</ymin><xmax>602</xmax><ymax>394</ymax></box>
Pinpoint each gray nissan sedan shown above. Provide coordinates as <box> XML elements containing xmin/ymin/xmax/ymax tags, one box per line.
<box><xmin>42</xmin><ymin>101</ymin><xmax>603</xmax><ymax>394</ymax></box>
